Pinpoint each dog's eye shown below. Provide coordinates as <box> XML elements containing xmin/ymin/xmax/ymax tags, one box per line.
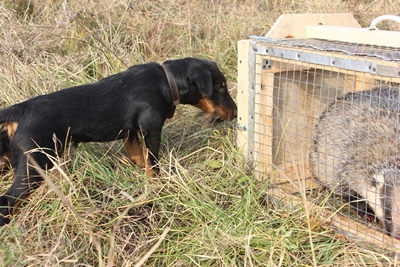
<box><xmin>215</xmin><ymin>84</ymin><xmax>224</xmax><ymax>91</ymax></box>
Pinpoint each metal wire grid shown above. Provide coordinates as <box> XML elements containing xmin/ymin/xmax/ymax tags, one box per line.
<box><xmin>250</xmin><ymin>38</ymin><xmax>400</xmax><ymax>244</ymax></box>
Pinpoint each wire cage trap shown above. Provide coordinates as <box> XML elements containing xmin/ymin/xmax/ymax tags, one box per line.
<box><xmin>237</xmin><ymin>13</ymin><xmax>400</xmax><ymax>250</ymax></box>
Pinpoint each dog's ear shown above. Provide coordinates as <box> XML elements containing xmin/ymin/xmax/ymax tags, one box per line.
<box><xmin>188</xmin><ymin>68</ymin><xmax>213</xmax><ymax>97</ymax></box>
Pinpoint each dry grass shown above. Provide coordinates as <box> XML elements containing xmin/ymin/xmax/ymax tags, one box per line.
<box><xmin>1</xmin><ymin>0</ymin><xmax>400</xmax><ymax>266</ymax></box>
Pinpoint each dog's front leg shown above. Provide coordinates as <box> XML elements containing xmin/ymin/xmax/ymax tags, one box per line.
<box><xmin>123</xmin><ymin>130</ymin><xmax>161</xmax><ymax>177</ymax></box>
<box><xmin>141</xmin><ymin>131</ymin><xmax>161</xmax><ymax>177</ymax></box>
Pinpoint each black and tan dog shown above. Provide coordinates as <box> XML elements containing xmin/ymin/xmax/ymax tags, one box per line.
<box><xmin>0</xmin><ymin>57</ymin><xmax>237</xmax><ymax>226</ymax></box>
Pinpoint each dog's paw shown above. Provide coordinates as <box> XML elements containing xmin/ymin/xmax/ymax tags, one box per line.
<box><xmin>145</xmin><ymin>165</ymin><xmax>160</xmax><ymax>177</ymax></box>
<box><xmin>0</xmin><ymin>215</ymin><xmax>10</xmax><ymax>227</ymax></box>
<box><xmin>0</xmin><ymin>196</ymin><xmax>11</xmax><ymax>227</ymax></box>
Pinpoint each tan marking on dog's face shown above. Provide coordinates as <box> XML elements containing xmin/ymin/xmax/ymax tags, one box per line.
<box><xmin>194</xmin><ymin>98</ymin><xmax>216</xmax><ymax>114</ymax></box>
<box><xmin>195</xmin><ymin>97</ymin><xmax>236</xmax><ymax>123</ymax></box>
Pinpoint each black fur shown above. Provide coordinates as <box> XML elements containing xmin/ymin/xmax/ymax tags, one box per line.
<box><xmin>0</xmin><ymin>128</ymin><xmax>11</xmax><ymax>173</ymax></box>
<box><xmin>0</xmin><ymin>57</ymin><xmax>237</xmax><ymax>226</ymax></box>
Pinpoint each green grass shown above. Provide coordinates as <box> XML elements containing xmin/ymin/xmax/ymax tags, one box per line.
<box><xmin>1</xmin><ymin>0</ymin><xmax>400</xmax><ymax>266</ymax></box>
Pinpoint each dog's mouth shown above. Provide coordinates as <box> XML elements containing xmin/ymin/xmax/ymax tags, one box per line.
<box><xmin>200</xmin><ymin>112</ymin><xmax>227</xmax><ymax>126</ymax></box>
<box><xmin>194</xmin><ymin>98</ymin><xmax>237</xmax><ymax>126</ymax></box>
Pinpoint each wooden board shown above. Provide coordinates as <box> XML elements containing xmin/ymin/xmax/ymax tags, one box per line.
<box><xmin>236</xmin><ymin>40</ymin><xmax>252</xmax><ymax>157</ymax></box>
<box><xmin>267</xmin><ymin>13</ymin><xmax>361</xmax><ymax>39</ymax></box>
<box><xmin>306</xmin><ymin>25</ymin><xmax>400</xmax><ymax>48</ymax></box>
<box><xmin>268</xmin><ymin>160</ymin><xmax>319</xmax><ymax>194</ymax></box>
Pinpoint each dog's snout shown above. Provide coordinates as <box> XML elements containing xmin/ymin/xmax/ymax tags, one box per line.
<box><xmin>228</xmin><ymin>97</ymin><xmax>238</xmax><ymax>120</ymax></box>
<box><xmin>226</xmin><ymin>103</ymin><xmax>237</xmax><ymax>120</ymax></box>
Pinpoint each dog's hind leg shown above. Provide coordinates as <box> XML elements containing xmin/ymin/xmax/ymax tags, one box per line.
<box><xmin>0</xmin><ymin>150</ymin><xmax>49</xmax><ymax>226</ymax></box>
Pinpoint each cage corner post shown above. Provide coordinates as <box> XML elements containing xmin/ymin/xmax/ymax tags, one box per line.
<box><xmin>237</xmin><ymin>39</ymin><xmax>276</xmax><ymax>180</ymax></box>
<box><xmin>237</xmin><ymin>39</ymin><xmax>254</xmax><ymax>167</ymax></box>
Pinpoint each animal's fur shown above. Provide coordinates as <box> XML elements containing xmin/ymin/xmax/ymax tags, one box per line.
<box><xmin>0</xmin><ymin>124</ymin><xmax>11</xmax><ymax>173</ymax></box>
<box><xmin>310</xmin><ymin>86</ymin><xmax>400</xmax><ymax>239</ymax></box>
<box><xmin>0</xmin><ymin>57</ymin><xmax>237</xmax><ymax>226</ymax></box>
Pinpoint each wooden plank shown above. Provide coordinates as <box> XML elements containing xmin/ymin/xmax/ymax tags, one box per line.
<box><xmin>268</xmin><ymin>160</ymin><xmax>319</xmax><ymax>193</ymax></box>
<box><xmin>254</xmin><ymin>67</ymin><xmax>274</xmax><ymax>177</ymax></box>
<box><xmin>306</xmin><ymin>25</ymin><xmax>400</xmax><ymax>48</ymax></box>
<box><xmin>267</xmin><ymin>13</ymin><xmax>361</xmax><ymax>39</ymax></box>
<box><xmin>270</xmin><ymin>161</ymin><xmax>312</xmax><ymax>181</ymax></box>
<box><xmin>267</xmin><ymin>187</ymin><xmax>400</xmax><ymax>251</ymax></box>
<box><xmin>267</xmin><ymin>61</ymin><xmax>310</xmax><ymax>73</ymax></box>
<box><xmin>269</xmin><ymin>179</ymin><xmax>319</xmax><ymax>194</ymax></box>
<box><xmin>236</xmin><ymin>40</ymin><xmax>252</xmax><ymax>158</ymax></box>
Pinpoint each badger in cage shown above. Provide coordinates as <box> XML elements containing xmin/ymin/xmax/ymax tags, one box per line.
<box><xmin>310</xmin><ymin>86</ymin><xmax>400</xmax><ymax>239</ymax></box>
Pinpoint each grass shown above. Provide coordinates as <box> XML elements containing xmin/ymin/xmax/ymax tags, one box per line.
<box><xmin>1</xmin><ymin>0</ymin><xmax>400</xmax><ymax>266</ymax></box>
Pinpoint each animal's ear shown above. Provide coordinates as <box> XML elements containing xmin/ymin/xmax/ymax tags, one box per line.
<box><xmin>188</xmin><ymin>68</ymin><xmax>213</xmax><ymax>97</ymax></box>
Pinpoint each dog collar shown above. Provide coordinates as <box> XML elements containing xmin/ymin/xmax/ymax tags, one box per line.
<box><xmin>162</xmin><ymin>64</ymin><xmax>180</xmax><ymax>106</ymax></box>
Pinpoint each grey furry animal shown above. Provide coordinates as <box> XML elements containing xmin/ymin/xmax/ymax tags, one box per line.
<box><xmin>310</xmin><ymin>86</ymin><xmax>400</xmax><ymax>239</ymax></box>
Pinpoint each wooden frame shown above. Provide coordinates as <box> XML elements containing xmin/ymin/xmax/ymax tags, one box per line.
<box><xmin>237</xmin><ymin>13</ymin><xmax>400</xmax><ymax>250</ymax></box>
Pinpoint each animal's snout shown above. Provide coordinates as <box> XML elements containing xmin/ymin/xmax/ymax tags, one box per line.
<box><xmin>224</xmin><ymin>103</ymin><xmax>237</xmax><ymax>121</ymax></box>
<box><xmin>231</xmin><ymin>100</ymin><xmax>238</xmax><ymax>119</ymax></box>
<box><xmin>222</xmin><ymin>95</ymin><xmax>238</xmax><ymax>121</ymax></box>
<box><xmin>195</xmin><ymin>95</ymin><xmax>237</xmax><ymax>125</ymax></box>
<box><xmin>214</xmin><ymin>96</ymin><xmax>237</xmax><ymax>122</ymax></box>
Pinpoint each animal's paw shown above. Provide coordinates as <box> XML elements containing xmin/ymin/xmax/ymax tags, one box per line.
<box><xmin>0</xmin><ymin>196</ymin><xmax>11</xmax><ymax>227</ymax></box>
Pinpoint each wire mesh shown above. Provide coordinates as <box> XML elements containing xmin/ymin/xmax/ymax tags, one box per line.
<box><xmin>248</xmin><ymin>38</ymin><xmax>400</xmax><ymax>245</ymax></box>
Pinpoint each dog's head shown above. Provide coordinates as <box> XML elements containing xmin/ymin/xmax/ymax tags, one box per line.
<box><xmin>163</xmin><ymin>58</ymin><xmax>237</xmax><ymax>125</ymax></box>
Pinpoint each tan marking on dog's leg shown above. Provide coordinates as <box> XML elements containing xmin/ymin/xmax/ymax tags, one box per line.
<box><xmin>141</xmin><ymin>136</ymin><xmax>155</xmax><ymax>177</ymax></box>
<box><xmin>124</xmin><ymin>133</ymin><xmax>145</xmax><ymax>168</ymax></box>
<box><xmin>0</xmin><ymin>152</ymin><xmax>11</xmax><ymax>173</ymax></box>
<box><xmin>140</xmin><ymin>133</ymin><xmax>159</xmax><ymax>177</ymax></box>
<box><xmin>11</xmin><ymin>199</ymin><xmax>23</xmax><ymax>215</ymax></box>
<box><xmin>5</xmin><ymin>122</ymin><xmax>18</xmax><ymax>138</ymax></box>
